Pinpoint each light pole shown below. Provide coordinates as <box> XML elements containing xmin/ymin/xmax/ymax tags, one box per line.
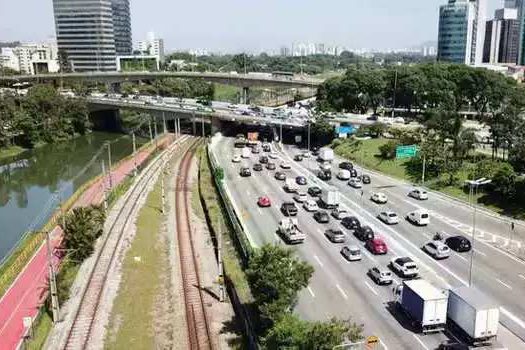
<box><xmin>391</xmin><ymin>69</ymin><xmax>398</xmax><ymax>118</ymax></box>
<box><xmin>465</xmin><ymin>177</ymin><xmax>492</xmax><ymax>287</ymax></box>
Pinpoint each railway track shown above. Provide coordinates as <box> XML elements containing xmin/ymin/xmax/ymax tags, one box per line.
<box><xmin>175</xmin><ymin>139</ymin><xmax>214</xmax><ymax>350</ymax></box>
<box><xmin>62</xmin><ymin>135</ymin><xmax>191</xmax><ymax>350</ymax></box>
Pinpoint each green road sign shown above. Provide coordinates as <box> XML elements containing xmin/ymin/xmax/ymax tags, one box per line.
<box><xmin>396</xmin><ymin>145</ymin><xmax>418</xmax><ymax>159</ymax></box>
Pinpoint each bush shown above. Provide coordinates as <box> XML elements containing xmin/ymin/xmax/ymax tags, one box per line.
<box><xmin>493</xmin><ymin>163</ymin><xmax>517</xmax><ymax>197</ymax></box>
<box><xmin>378</xmin><ymin>140</ymin><xmax>399</xmax><ymax>159</ymax></box>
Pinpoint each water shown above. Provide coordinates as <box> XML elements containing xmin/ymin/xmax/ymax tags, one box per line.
<box><xmin>0</xmin><ymin>132</ymin><xmax>147</xmax><ymax>261</ymax></box>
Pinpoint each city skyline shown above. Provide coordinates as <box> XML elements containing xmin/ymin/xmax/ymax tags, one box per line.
<box><xmin>0</xmin><ymin>0</ymin><xmax>500</xmax><ymax>54</ymax></box>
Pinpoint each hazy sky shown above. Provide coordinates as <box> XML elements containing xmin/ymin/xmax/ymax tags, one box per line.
<box><xmin>0</xmin><ymin>0</ymin><xmax>500</xmax><ymax>53</ymax></box>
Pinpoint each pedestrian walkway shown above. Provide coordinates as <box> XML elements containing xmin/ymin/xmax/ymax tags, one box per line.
<box><xmin>0</xmin><ymin>134</ymin><xmax>174</xmax><ymax>350</ymax></box>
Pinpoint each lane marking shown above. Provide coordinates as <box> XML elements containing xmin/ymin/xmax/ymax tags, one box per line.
<box><xmin>317</xmin><ymin>228</ymin><xmax>323</xmax><ymax>234</ymax></box>
<box><xmin>501</xmin><ymin>307</ymin><xmax>525</xmax><ymax>329</ymax></box>
<box><xmin>518</xmin><ymin>274</ymin><xmax>525</xmax><ymax>280</ymax></box>
<box><xmin>412</xmin><ymin>334</ymin><xmax>430</xmax><ymax>350</ymax></box>
<box><xmin>473</xmin><ymin>248</ymin><xmax>486</xmax><ymax>257</ymax></box>
<box><xmin>257</xmin><ymin>207</ymin><xmax>262</xmax><ymax>215</ymax></box>
<box><xmin>307</xmin><ymin>286</ymin><xmax>316</xmax><ymax>298</ymax></box>
<box><xmin>364</xmin><ymin>281</ymin><xmax>379</xmax><ymax>296</ymax></box>
<box><xmin>496</xmin><ymin>278</ymin><xmax>512</xmax><ymax>290</ymax></box>
<box><xmin>336</xmin><ymin>284</ymin><xmax>348</xmax><ymax>300</ymax></box>
<box><xmin>313</xmin><ymin>254</ymin><xmax>324</xmax><ymax>267</ymax></box>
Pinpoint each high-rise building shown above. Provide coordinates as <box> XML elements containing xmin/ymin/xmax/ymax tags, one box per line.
<box><xmin>134</xmin><ymin>32</ymin><xmax>165</xmax><ymax>61</ymax></box>
<box><xmin>0</xmin><ymin>42</ymin><xmax>59</xmax><ymax>74</ymax></box>
<box><xmin>483</xmin><ymin>7</ymin><xmax>520</xmax><ymax>64</ymax></box>
<box><xmin>111</xmin><ymin>0</ymin><xmax>132</xmax><ymax>55</ymax></box>
<box><xmin>437</xmin><ymin>0</ymin><xmax>487</xmax><ymax>65</ymax></box>
<box><xmin>53</xmin><ymin>0</ymin><xmax>131</xmax><ymax>72</ymax></box>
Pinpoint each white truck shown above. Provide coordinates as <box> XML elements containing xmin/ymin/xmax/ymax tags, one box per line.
<box><xmin>241</xmin><ymin>147</ymin><xmax>251</xmax><ymax>159</ymax></box>
<box><xmin>278</xmin><ymin>218</ymin><xmax>306</xmax><ymax>244</ymax></box>
<box><xmin>393</xmin><ymin>279</ymin><xmax>449</xmax><ymax>334</ymax></box>
<box><xmin>284</xmin><ymin>178</ymin><xmax>299</xmax><ymax>193</ymax></box>
<box><xmin>320</xmin><ymin>188</ymin><xmax>340</xmax><ymax>209</ymax></box>
<box><xmin>318</xmin><ymin>147</ymin><xmax>334</xmax><ymax>162</ymax></box>
<box><xmin>447</xmin><ymin>286</ymin><xmax>499</xmax><ymax>345</ymax></box>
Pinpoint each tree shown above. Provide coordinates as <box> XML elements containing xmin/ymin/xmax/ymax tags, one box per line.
<box><xmin>246</xmin><ymin>244</ymin><xmax>314</xmax><ymax>322</ymax></box>
<box><xmin>263</xmin><ymin>313</ymin><xmax>309</xmax><ymax>349</ymax></box>
<box><xmin>60</xmin><ymin>205</ymin><xmax>105</xmax><ymax>262</ymax></box>
<box><xmin>310</xmin><ymin>118</ymin><xmax>334</xmax><ymax>145</ymax></box>
<box><xmin>492</xmin><ymin>163</ymin><xmax>517</xmax><ymax>197</ymax></box>
<box><xmin>378</xmin><ymin>140</ymin><xmax>399</xmax><ymax>159</ymax></box>
<box><xmin>305</xmin><ymin>318</ymin><xmax>364</xmax><ymax>349</ymax></box>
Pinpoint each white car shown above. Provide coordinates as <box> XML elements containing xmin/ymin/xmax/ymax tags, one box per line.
<box><xmin>369</xmin><ymin>266</ymin><xmax>393</xmax><ymax>285</ymax></box>
<box><xmin>390</xmin><ymin>257</ymin><xmax>419</xmax><ymax>278</ymax></box>
<box><xmin>378</xmin><ymin>210</ymin><xmax>399</xmax><ymax>225</ymax></box>
<box><xmin>394</xmin><ymin>117</ymin><xmax>405</xmax><ymax>124</ymax></box>
<box><xmin>348</xmin><ymin>178</ymin><xmax>363</xmax><ymax>188</ymax></box>
<box><xmin>280</xmin><ymin>162</ymin><xmax>291</xmax><ymax>169</ymax></box>
<box><xmin>268</xmin><ymin>152</ymin><xmax>279</xmax><ymax>159</ymax></box>
<box><xmin>232</xmin><ymin>155</ymin><xmax>241</xmax><ymax>163</ymax></box>
<box><xmin>331</xmin><ymin>207</ymin><xmax>350</xmax><ymax>220</ymax></box>
<box><xmin>341</xmin><ymin>245</ymin><xmax>362</xmax><ymax>262</ymax></box>
<box><xmin>370</xmin><ymin>192</ymin><xmax>388</xmax><ymax>204</ymax></box>
<box><xmin>423</xmin><ymin>241</ymin><xmax>451</xmax><ymax>259</ymax></box>
<box><xmin>303</xmin><ymin>199</ymin><xmax>319</xmax><ymax>212</ymax></box>
<box><xmin>408</xmin><ymin>188</ymin><xmax>428</xmax><ymax>200</ymax></box>
<box><xmin>293</xmin><ymin>192</ymin><xmax>308</xmax><ymax>203</ymax></box>
<box><xmin>337</xmin><ymin>169</ymin><xmax>351</xmax><ymax>180</ymax></box>
<box><xmin>302</xmin><ymin>151</ymin><xmax>311</xmax><ymax>158</ymax></box>
<box><xmin>406</xmin><ymin>209</ymin><xmax>430</xmax><ymax>226</ymax></box>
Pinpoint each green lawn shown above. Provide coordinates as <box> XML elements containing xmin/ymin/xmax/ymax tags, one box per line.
<box><xmin>0</xmin><ymin>146</ymin><xmax>26</xmax><ymax>162</ymax></box>
<box><xmin>104</xmin><ymin>180</ymin><xmax>164</xmax><ymax>349</ymax></box>
<box><xmin>214</xmin><ymin>84</ymin><xmax>239</xmax><ymax>103</ymax></box>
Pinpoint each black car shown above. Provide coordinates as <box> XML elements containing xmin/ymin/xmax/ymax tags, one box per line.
<box><xmin>317</xmin><ymin>170</ymin><xmax>332</xmax><ymax>181</ymax></box>
<box><xmin>445</xmin><ymin>235</ymin><xmax>471</xmax><ymax>252</ymax></box>
<box><xmin>361</xmin><ymin>174</ymin><xmax>371</xmax><ymax>184</ymax></box>
<box><xmin>240</xmin><ymin>167</ymin><xmax>251</xmax><ymax>177</ymax></box>
<box><xmin>314</xmin><ymin>211</ymin><xmax>330</xmax><ymax>223</ymax></box>
<box><xmin>267</xmin><ymin>162</ymin><xmax>276</xmax><ymax>170</ymax></box>
<box><xmin>367</xmin><ymin>114</ymin><xmax>379</xmax><ymax>121</ymax></box>
<box><xmin>259</xmin><ymin>156</ymin><xmax>269</xmax><ymax>164</ymax></box>
<box><xmin>308</xmin><ymin>186</ymin><xmax>322</xmax><ymax>197</ymax></box>
<box><xmin>253</xmin><ymin>163</ymin><xmax>263</xmax><ymax>171</ymax></box>
<box><xmin>341</xmin><ymin>216</ymin><xmax>361</xmax><ymax>230</ymax></box>
<box><xmin>262</xmin><ymin>144</ymin><xmax>271</xmax><ymax>152</ymax></box>
<box><xmin>350</xmin><ymin>169</ymin><xmax>358</xmax><ymax>178</ymax></box>
<box><xmin>294</xmin><ymin>154</ymin><xmax>303</xmax><ymax>162</ymax></box>
<box><xmin>281</xmin><ymin>202</ymin><xmax>298</xmax><ymax>216</ymax></box>
<box><xmin>296</xmin><ymin>176</ymin><xmax>307</xmax><ymax>185</ymax></box>
<box><xmin>275</xmin><ymin>171</ymin><xmax>286</xmax><ymax>180</ymax></box>
<box><xmin>354</xmin><ymin>225</ymin><xmax>374</xmax><ymax>241</ymax></box>
<box><xmin>311</xmin><ymin>147</ymin><xmax>320</xmax><ymax>156</ymax></box>
<box><xmin>339</xmin><ymin>162</ymin><xmax>353</xmax><ymax>170</ymax></box>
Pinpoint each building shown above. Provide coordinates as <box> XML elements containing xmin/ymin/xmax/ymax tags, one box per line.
<box><xmin>0</xmin><ymin>42</ymin><xmax>59</xmax><ymax>74</ymax></box>
<box><xmin>437</xmin><ymin>0</ymin><xmax>487</xmax><ymax>65</ymax></box>
<box><xmin>280</xmin><ymin>46</ymin><xmax>291</xmax><ymax>56</ymax></box>
<box><xmin>483</xmin><ymin>7</ymin><xmax>520</xmax><ymax>64</ymax></box>
<box><xmin>111</xmin><ymin>0</ymin><xmax>132</xmax><ymax>55</ymax></box>
<box><xmin>134</xmin><ymin>32</ymin><xmax>165</xmax><ymax>62</ymax></box>
<box><xmin>53</xmin><ymin>0</ymin><xmax>131</xmax><ymax>72</ymax></box>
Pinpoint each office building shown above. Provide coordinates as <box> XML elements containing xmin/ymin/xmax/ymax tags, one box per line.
<box><xmin>0</xmin><ymin>42</ymin><xmax>59</xmax><ymax>74</ymax></box>
<box><xmin>111</xmin><ymin>0</ymin><xmax>132</xmax><ymax>55</ymax></box>
<box><xmin>437</xmin><ymin>0</ymin><xmax>487</xmax><ymax>65</ymax></box>
<box><xmin>483</xmin><ymin>7</ymin><xmax>520</xmax><ymax>63</ymax></box>
<box><xmin>53</xmin><ymin>0</ymin><xmax>132</xmax><ymax>71</ymax></box>
<box><xmin>134</xmin><ymin>32</ymin><xmax>165</xmax><ymax>62</ymax></box>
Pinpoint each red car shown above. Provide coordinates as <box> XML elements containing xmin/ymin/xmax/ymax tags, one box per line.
<box><xmin>257</xmin><ymin>196</ymin><xmax>271</xmax><ymax>207</ymax></box>
<box><xmin>365</xmin><ymin>238</ymin><xmax>388</xmax><ymax>255</ymax></box>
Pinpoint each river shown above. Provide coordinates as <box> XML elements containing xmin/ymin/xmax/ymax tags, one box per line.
<box><xmin>0</xmin><ymin>132</ymin><xmax>147</xmax><ymax>262</ymax></box>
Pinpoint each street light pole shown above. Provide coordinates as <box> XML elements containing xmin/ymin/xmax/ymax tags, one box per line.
<box><xmin>106</xmin><ymin>142</ymin><xmax>112</xmax><ymax>188</ymax></box>
<box><xmin>392</xmin><ymin>69</ymin><xmax>398</xmax><ymax>118</ymax></box>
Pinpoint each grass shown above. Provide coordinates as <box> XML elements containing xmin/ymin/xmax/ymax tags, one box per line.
<box><xmin>214</xmin><ymin>83</ymin><xmax>240</xmax><ymax>103</ymax></box>
<box><xmin>24</xmin><ymin>312</ymin><xmax>53</xmax><ymax>350</ymax></box>
<box><xmin>104</xmin><ymin>179</ymin><xmax>164</xmax><ymax>349</ymax></box>
<box><xmin>0</xmin><ymin>145</ymin><xmax>26</xmax><ymax>162</ymax></box>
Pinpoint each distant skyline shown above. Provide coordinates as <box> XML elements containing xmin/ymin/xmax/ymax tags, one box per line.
<box><xmin>0</xmin><ymin>0</ymin><xmax>500</xmax><ymax>53</ymax></box>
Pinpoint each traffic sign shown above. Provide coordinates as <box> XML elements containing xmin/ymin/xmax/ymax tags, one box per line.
<box><xmin>396</xmin><ymin>145</ymin><xmax>417</xmax><ymax>159</ymax></box>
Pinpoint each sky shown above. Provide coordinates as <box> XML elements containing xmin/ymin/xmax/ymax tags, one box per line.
<box><xmin>0</xmin><ymin>0</ymin><xmax>500</xmax><ymax>53</ymax></box>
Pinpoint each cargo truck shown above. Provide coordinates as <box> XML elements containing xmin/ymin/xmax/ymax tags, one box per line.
<box><xmin>278</xmin><ymin>218</ymin><xmax>306</xmax><ymax>244</ymax></box>
<box><xmin>447</xmin><ymin>286</ymin><xmax>499</xmax><ymax>345</ymax></box>
<box><xmin>393</xmin><ymin>280</ymin><xmax>449</xmax><ymax>334</ymax></box>
<box><xmin>319</xmin><ymin>188</ymin><xmax>340</xmax><ymax>209</ymax></box>
<box><xmin>318</xmin><ymin>148</ymin><xmax>334</xmax><ymax>162</ymax></box>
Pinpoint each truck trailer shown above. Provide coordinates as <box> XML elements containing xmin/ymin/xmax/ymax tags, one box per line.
<box><xmin>318</xmin><ymin>148</ymin><xmax>334</xmax><ymax>162</ymax></box>
<box><xmin>447</xmin><ymin>286</ymin><xmax>499</xmax><ymax>345</ymax></box>
<box><xmin>319</xmin><ymin>188</ymin><xmax>340</xmax><ymax>209</ymax></box>
<box><xmin>393</xmin><ymin>279</ymin><xmax>449</xmax><ymax>334</ymax></box>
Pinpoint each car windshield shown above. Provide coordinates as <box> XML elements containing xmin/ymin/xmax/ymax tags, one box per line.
<box><xmin>388</xmin><ymin>213</ymin><xmax>397</xmax><ymax>217</ymax></box>
<box><xmin>350</xmin><ymin>249</ymin><xmax>360</xmax><ymax>255</ymax></box>
<box><xmin>381</xmin><ymin>271</ymin><xmax>391</xmax><ymax>277</ymax></box>
<box><xmin>421</xmin><ymin>213</ymin><xmax>429</xmax><ymax>218</ymax></box>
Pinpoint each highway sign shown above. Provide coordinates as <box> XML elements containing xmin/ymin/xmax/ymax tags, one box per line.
<box><xmin>396</xmin><ymin>145</ymin><xmax>417</xmax><ymax>159</ymax></box>
<box><xmin>336</xmin><ymin>125</ymin><xmax>356</xmax><ymax>136</ymax></box>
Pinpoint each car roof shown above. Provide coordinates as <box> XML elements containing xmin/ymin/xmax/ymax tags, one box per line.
<box><xmin>372</xmin><ymin>238</ymin><xmax>385</xmax><ymax>243</ymax></box>
<box><xmin>346</xmin><ymin>245</ymin><xmax>359</xmax><ymax>250</ymax></box>
<box><xmin>395</xmin><ymin>257</ymin><xmax>414</xmax><ymax>264</ymax></box>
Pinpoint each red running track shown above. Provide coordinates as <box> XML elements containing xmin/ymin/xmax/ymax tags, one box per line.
<box><xmin>0</xmin><ymin>135</ymin><xmax>174</xmax><ymax>350</ymax></box>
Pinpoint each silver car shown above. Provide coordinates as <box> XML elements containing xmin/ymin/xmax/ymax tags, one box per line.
<box><xmin>423</xmin><ymin>240</ymin><xmax>451</xmax><ymax>259</ymax></box>
<box><xmin>369</xmin><ymin>266</ymin><xmax>393</xmax><ymax>285</ymax></box>
<box><xmin>341</xmin><ymin>245</ymin><xmax>362</xmax><ymax>261</ymax></box>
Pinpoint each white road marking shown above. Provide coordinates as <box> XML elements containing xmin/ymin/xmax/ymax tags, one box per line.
<box><xmin>518</xmin><ymin>274</ymin><xmax>525</xmax><ymax>280</ymax></box>
<box><xmin>453</xmin><ymin>253</ymin><xmax>468</xmax><ymax>262</ymax></box>
<box><xmin>257</xmin><ymin>207</ymin><xmax>262</xmax><ymax>215</ymax></box>
<box><xmin>501</xmin><ymin>307</ymin><xmax>525</xmax><ymax>329</ymax></box>
<box><xmin>364</xmin><ymin>281</ymin><xmax>379</xmax><ymax>296</ymax></box>
<box><xmin>473</xmin><ymin>248</ymin><xmax>486</xmax><ymax>257</ymax></box>
<box><xmin>313</xmin><ymin>254</ymin><xmax>324</xmax><ymax>267</ymax></box>
<box><xmin>496</xmin><ymin>278</ymin><xmax>512</xmax><ymax>290</ymax></box>
<box><xmin>336</xmin><ymin>284</ymin><xmax>348</xmax><ymax>300</ymax></box>
<box><xmin>307</xmin><ymin>286</ymin><xmax>315</xmax><ymax>298</ymax></box>
<box><xmin>412</xmin><ymin>334</ymin><xmax>430</xmax><ymax>350</ymax></box>
<box><xmin>317</xmin><ymin>228</ymin><xmax>323</xmax><ymax>234</ymax></box>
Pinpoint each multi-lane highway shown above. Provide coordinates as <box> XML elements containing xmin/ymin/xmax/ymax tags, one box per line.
<box><xmin>210</xmin><ymin>135</ymin><xmax>525</xmax><ymax>350</ymax></box>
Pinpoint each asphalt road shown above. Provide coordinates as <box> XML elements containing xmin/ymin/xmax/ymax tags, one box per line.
<box><xmin>210</xmin><ymin>138</ymin><xmax>525</xmax><ymax>349</ymax></box>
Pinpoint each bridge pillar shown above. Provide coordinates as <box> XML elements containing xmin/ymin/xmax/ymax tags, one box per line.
<box><xmin>192</xmin><ymin>111</ymin><xmax>196</xmax><ymax>135</ymax></box>
<box><xmin>242</xmin><ymin>86</ymin><xmax>250</xmax><ymax>105</ymax></box>
<box><xmin>107</xmin><ymin>82</ymin><xmax>121</xmax><ymax>93</ymax></box>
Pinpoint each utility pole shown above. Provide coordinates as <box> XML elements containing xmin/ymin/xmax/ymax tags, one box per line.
<box><xmin>161</xmin><ymin>156</ymin><xmax>166</xmax><ymax>214</ymax></box>
<box><xmin>218</xmin><ymin>216</ymin><xmax>225</xmax><ymax>302</ymax></box>
<box><xmin>46</xmin><ymin>229</ymin><xmax>60</xmax><ymax>323</ymax></box>
<box><xmin>421</xmin><ymin>155</ymin><xmax>426</xmax><ymax>186</ymax></box>
<box><xmin>106</xmin><ymin>142</ymin><xmax>113</xmax><ymax>188</ymax></box>
<box><xmin>201</xmin><ymin>115</ymin><xmax>205</xmax><ymax>137</ymax></box>
<box><xmin>154</xmin><ymin>118</ymin><xmax>158</xmax><ymax>150</ymax></box>
<box><xmin>148</xmin><ymin>119</ymin><xmax>153</xmax><ymax>142</ymax></box>
<box><xmin>132</xmin><ymin>132</ymin><xmax>137</xmax><ymax>177</ymax></box>
<box><xmin>279</xmin><ymin>122</ymin><xmax>283</xmax><ymax>145</ymax></box>
<box><xmin>101</xmin><ymin>160</ymin><xmax>108</xmax><ymax>210</ymax></box>
<box><xmin>162</xmin><ymin>112</ymin><xmax>167</xmax><ymax>134</ymax></box>
<box><xmin>392</xmin><ymin>69</ymin><xmax>398</xmax><ymax>118</ymax></box>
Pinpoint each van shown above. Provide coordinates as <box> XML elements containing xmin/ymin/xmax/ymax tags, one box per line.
<box><xmin>337</xmin><ymin>169</ymin><xmax>351</xmax><ymax>180</ymax></box>
<box><xmin>406</xmin><ymin>209</ymin><xmax>430</xmax><ymax>226</ymax></box>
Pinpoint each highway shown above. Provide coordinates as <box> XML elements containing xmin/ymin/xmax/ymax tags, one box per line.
<box><xmin>210</xmin><ymin>135</ymin><xmax>525</xmax><ymax>350</ymax></box>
